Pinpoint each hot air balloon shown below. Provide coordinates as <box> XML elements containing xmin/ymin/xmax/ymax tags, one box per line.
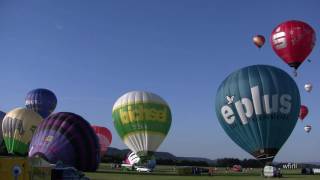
<box><xmin>124</xmin><ymin>151</ymin><xmax>141</xmax><ymax>165</ymax></box>
<box><xmin>215</xmin><ymin>65</ymin><xmax>300</xmax><ymax>163</ymax></box>
<box><xmin>299</xmin><ymin>105</ymin><xmax>308</xmax><ymax>121</ymax></box>
<box><xmin>91</xmin><ymin>125</ymin><xmax>112</xmax><ymax>157</ymax></box>
<box><xmin>28</xmin><ymin>112</ymin><xmax>100</xmax><ymax>172</ymax></box>
<box><xmin>271</xmin><ymin>20</ymin><xmax>316</xmax><ymax>74</ymax></box>
<box><xmin>2</xmin><ymin>108</ymin><xmax>43</xmax><ymax>155</ymax></box>
<box><xmin>25</xmin><ymin>88</ymin><xmax>57</xmax><ymax>118</ymax></box>
<box><xmin>112</xmin><ymin>91</ymin><xmax>172</xmax><ymax>159</ymax></box>
<box><xmin>253</xmin><ymin>35</ymin><xmax>265</xmax><ymax>49</ymax></box>
<box><xmin>124</xmin><ymin>151</ymin><xmax>156</xmax><ymax>170</ymax></box>
<box><xmin>304</xmin><ymin>83</ymin><xmax>312</xmax><ymax>92</ymax></box>
<box><xmin>0</xmin><ymin>111</ymin><xmax>7</xmax><ymax>155</ymax></box>
<box><xmin>304</xmin><ymin>125</ymin><xmax>312</xmax><ymax>133</ymax></box>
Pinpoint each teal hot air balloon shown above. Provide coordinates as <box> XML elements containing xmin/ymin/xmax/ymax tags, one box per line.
<box><xmin>215</xmin><ymin>65</ymin><xmax>300</xmax><ymax>163</ymax></box>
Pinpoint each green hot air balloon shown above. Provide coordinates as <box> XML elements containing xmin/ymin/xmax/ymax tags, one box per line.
<box><xmin>2</xmin><ymin>107</ymin><xmax>43</xmax><ymax>155</ymax></box>
<box><xmin>215</xmin><ymin>65</ymin><xmax>300</xmax><ymax>163</ymax></box>
<box><xmin>112</xmin><ymin>91</ymin><xmax>172</xmax><ymax>159</ymax></box>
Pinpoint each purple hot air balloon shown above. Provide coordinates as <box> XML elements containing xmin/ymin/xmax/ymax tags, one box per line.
<box><xmin>28</xmin><ymin>112</ymin><xmax>100</xmax><ymax>172</ymax></box>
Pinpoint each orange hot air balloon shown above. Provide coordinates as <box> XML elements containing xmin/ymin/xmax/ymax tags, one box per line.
<box><xmin>253</xmin><ymin>35</ymin><xmax>265</xmax><ymax>48</ymax></box>
<box><xmin>299</xmin><ymin>105</ymin><xmax>308</xmax><ymax>121</ymax></box>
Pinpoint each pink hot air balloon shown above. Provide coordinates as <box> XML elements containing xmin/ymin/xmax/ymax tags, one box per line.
<box><xmin>92</xmin><ymin>125</ymin><xmax>112</xmax><ymax>157</ymax></box>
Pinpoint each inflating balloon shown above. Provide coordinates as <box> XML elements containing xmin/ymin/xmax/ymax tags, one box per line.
<box><xmin>215</xmin><ymin>65</ymin><xmax>300</xmax><ymax>163</ymax></box>
<box><xmin>271</xmin><ymin>20</ymin><xmax>316</xmax><ymax>75</ymax></box>
<box><xmin>299</xmin><ymin>105</ymin><xmax>308</xmax><ymax>121</ymax></box>
<box><xmin>253</xmin><ymin>35</ymin><xmax>265</xmax><ymax>49</ymax></box>
<box><xmin>91</xmin><ymin>125</ymin><xmax>112</xmax><ymax>157</ymax></box>
<box><xmin>124</xmin><ymin>151</ymin><xmax>141</xmax><ymax>165</ymax></box>
<box><xmin>28</xmin><ymin>112</ymin><xmax>100</xmax><ymax>172</ymax></box>
<box><xmin>25</xmin><ymin>88</ymin><xmax>57</xmax><ymax>118</ymax></box>
<box><xmin>112</xmin><ymin>91</ymin><xmax>172</xmax><ymax>159</ymax></box>
<box><xmin>2</xmin><ymin>108</ymin><xmax>43</xmax><ymax>155</ymax></box>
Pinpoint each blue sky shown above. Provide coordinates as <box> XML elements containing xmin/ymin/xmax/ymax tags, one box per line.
<box><xmin>0</xmin><ymin>0</ymin><xmax>319</xmax><ymax>162</ymax></box>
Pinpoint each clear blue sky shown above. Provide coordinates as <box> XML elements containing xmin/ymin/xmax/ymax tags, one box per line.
<box><xmin>0</xmin><ymin>0</ymin><xmax>319</xmax><ymax>162</ymax></box>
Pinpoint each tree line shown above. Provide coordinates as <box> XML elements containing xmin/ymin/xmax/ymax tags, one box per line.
<box><xmin>101</xmin><ymin>154</ymin><xmax>265</xmax><ymax>168</ymax></box>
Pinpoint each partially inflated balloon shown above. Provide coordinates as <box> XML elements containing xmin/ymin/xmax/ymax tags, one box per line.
<box><xmin>91</xmin><ymin>125</ymin><xmax>112</xmax><ymax>157</ymax></box>
<box><xmin>253</xmin><ymin>35</ymin><xmax>265</xmax><ymax>48</ymax></box>
<box><xmin>112</xmin><ymin>91</ymin><xmax>172</xmax><ymax>158</ymax></box>
<box><xmin>28</xmin><ymin>112</ymin><xmax>100</xmax><ymax>172</ymax></box>
<box><xmin>215</xmin><ymin>65</ymin><xmax>300</xmax><ymax>163</ymax></box>
<box><xmin>124</xmin><ymin>151</ymin><xmax>141</xmax><ymax>165</ymax></box>
<box><xmin>271</xmin><ymin>20</ymin><xmax>316</xmax><ymax>70</ymax></box>
<box><xmin>2</xmin><ymin>108</ymin><xmax>43</xmax><ymax>155</ymax></box>
<box><xmin>25</xmin><ymin>88</ymin><xmax>57</xmax><ymax>118</ymax></box>
<box><xmin>299</xmin><ymin>105</ymin><xmax>308</xmax><ymax>121</ymax></box>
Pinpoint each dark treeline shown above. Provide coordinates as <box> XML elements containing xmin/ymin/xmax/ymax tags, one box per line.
<box><xmin>216</xmin><ymin>158</ymin><xmax>264</xmax><ymax>168</ymax></box>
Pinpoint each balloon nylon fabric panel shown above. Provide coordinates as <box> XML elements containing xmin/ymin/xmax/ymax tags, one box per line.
<box><xmin>215</xmin><ymin>65</ymin><xmax>300</xmax><ymax>162</ymax></box>
<box><xmin>112</xmin><ymin>91</ymin><xmax>172</xmax><ymax>157</ymax></box>
<box><xmin>29</xmin><ymin>112</ymin><xmax>100</xmax><ymax>172</ymax></box>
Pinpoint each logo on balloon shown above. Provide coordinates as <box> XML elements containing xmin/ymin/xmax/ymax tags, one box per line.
<box><xmin>220</xmin><ymin>86</ymin><xmax>292</xmax><ymax>125</ymax></box>
<box><xmin>272</xmin><ymin>31</ymin><xmax>287</xmax><ymax>49</ymax></box>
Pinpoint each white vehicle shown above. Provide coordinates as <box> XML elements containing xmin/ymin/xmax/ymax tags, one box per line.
<box><xmin>263</xmin><ymin>165</ymin><xmax>282</xmax><ymax>178</ymax></box>
<box><xmin>135</xmin><ymin>167</ymin><xmax>152</xmax><ymax>172</ymax></box>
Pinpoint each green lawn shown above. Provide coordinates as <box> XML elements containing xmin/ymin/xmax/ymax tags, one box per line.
<box><xmin>85</xmin><ymin>163</ymin><xmax>320</xmax><ymax>180</ymax></box>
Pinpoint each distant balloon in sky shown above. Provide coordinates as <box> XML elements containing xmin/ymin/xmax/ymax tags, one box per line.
<box><xmin>112</xmin><ymin>91</ymin><xmax>172</xmax><ymax>159</ymax></box>
<box><xmin>299</xmin><ymin>105</ymin><xmax>308</xmax><ymax>121</ymax></box>
<box><xmin>29</xmin><ymin>112</ymin><xmax>100</xmax><ymax>172</ymax></box>
<box><xmin>2</xmin><ymin>108</ymin><xmax>43</xmax><ymax>155</ymax></box>
<box><xmin>0</xmin><ymin>111</ymin><xmax>7</xmax><ymax>154</ymax></box>
<box><xmin>304</xmin><ymin>83</ymin><xmax>312</xmax><ymax>92</ymax></box>
<box><xmin>91</xmin><ymin>125</ymin><xmax>112</xmax><ymax>157</ymax></box>
<box><xmin>304</xmin><ymin>125</ymin><xmax>312</xmax><ymax>133</ymax></box>
<box><xmin>25</xmin><ymin>88</ymin><xmax>57</xmax><ymax>118</ymax></box>
<box><xmin>253</xmin><ymin>35</ymin><xmax>265</xmax><ymax>48</ymax></box>
<box><xmin>271</xmin><ymin>20</ymin><xmax>316</xmax><ymax>72</ymax></box>
<box><xmin>215</xmin><ymin>65</ymin><xmax>300</xmax><ymax>163</ymax></box>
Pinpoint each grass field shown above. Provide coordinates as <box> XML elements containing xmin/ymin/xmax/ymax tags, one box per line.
<box><xmin>85</xmin><ymin>163</ymin><xmax>320</xmax><ymax>180</ymax></box>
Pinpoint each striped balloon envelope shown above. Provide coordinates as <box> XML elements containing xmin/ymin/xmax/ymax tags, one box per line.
<box><xmin>28</xmin><ymin>112</ymin><xmax>100</xmax><ymax>172</ymax></box>
<box><xmin>112</xmin><ymin>91</ymin><xmax>172</xmax><ymax>159</ymax></box>
<box><xmin>91</xmin><ymin>125</ymin><xmax>112</xmax><ymax>157</ymax></box>
<box><xmin>2</xmin><ymin>108</ymin><xmax>43</xmax><ymax>155</ymax></box>
<box><xmin>25</xmin><ymin>88</ymin><xmax>57</xmax><ymax>118</ymax></box>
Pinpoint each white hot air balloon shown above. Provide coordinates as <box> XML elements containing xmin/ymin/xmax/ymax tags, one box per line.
<box><xmin>304</xmin><ymin>125</ymin><xmax>312</xmax><ymax>133</ymax></box>
<box><xmin>112</xmin><ymin>91</ymin><xmax>172</xmax><ymax>159</ymax></box>
<box><xmin>304</xmin><ymin>83</ymin><xmax>312</xmax><ymax>92</ymax></box>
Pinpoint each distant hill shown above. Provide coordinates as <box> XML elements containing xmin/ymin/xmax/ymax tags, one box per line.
<box><xmin>105</xmin><ymin>147</ymin><xmax>320</xmax><ymax>167</ymax></box>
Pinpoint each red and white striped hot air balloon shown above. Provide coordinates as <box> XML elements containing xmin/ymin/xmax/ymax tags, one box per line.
<box><xmin>92</xmin><ymin>125</ymin><xmax>112</xmax><ymax>156</ymax></box>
